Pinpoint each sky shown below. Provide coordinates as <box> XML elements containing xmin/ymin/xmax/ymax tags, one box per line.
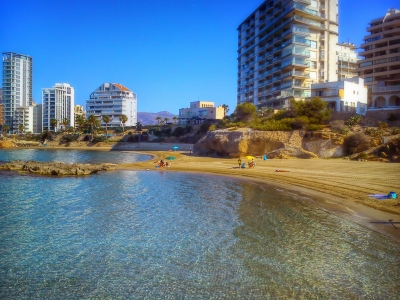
<box><xmin>1</xmin><ymin>0</ymin><xmax>399</xmax><ymax>113</ymax></box>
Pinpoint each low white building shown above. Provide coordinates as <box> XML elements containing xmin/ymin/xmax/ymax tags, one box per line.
<box><xmin>86</xmin><ymin>83</ymin><xmax>137</xmax><ymax>128</ymax></box>
<box><xmin>178</xmin><ymin>101</ymin><xmax>225</xmax><ymax>125</ymax></box>
<box><xmin>310</xmin><ymin>77</ymin><xmax>368</xmax><ymax>115</ymax></box>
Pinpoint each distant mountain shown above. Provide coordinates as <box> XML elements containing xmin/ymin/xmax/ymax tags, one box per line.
<box><xmin>138</xmin><ymin>111</ymin><xmax>178</xmax><ymax>125</ymax></box>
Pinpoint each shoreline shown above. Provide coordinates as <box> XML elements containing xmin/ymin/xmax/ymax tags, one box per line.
<box><xmin>3</xmin><ymin>146</ymin><xmax>400</xmax><ymax>241</ymax></box>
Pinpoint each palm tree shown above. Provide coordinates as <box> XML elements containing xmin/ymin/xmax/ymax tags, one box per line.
<box><xmin>61</xmin><ymin>118</ymin><xmax>69</xmax><ymax>132</ymax></box>
<box><xmin>222</xmin><ymin>104</ymin><xmax>229</xmax><ymax>117</ymax></box>
<box><xmin>87</xmin><ymin>115</ymin><xmax>100</xmax><ymax>136</ymax></box>
<box><xmin>2</xmin><ymin>125</ymin><xmax>10</xmax><ymax>135</ymax></box>
<box><xmin>164</xmin><ymin>118</ymin><xmax>169</xmax><ymax>126</ymax></box>
<box><xmin>102</xmin><ymin>115</ymin><xmax>111</xmax><ymax>135</ymax></box>
<box><xmin>18</xmin><ymin>124</ymin><xmax>25</xmax><ymax>134</ymax></box>
<box><xmin>135</xmin><ymin>122</ymin><xmax>143</xmax><ymax>132</ymax></box>
<box><xmin>173</xmin><ymin>116</ymin><xmax>178</xmax><ymax>124</ymax></box>
<box><xmin>75</xmin><ymin>115</ymin><xmax>85</xmax><ymax>133</ymax></box>
<box><xmin>155</xmin><ymin>116</ymin><xmax>162</xmax><ymax>125</ymax></box>
<box><xmin>50</xmin><ymin>118</ymin><xmax>58</xmax><ymax>132</ymax></box>
<box><xmin>119</xmin><ymin>114</ymin><xmax>128</xmax><ymax>134</ymax></box>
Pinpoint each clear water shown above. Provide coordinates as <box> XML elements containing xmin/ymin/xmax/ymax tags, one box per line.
<box><xmin>0</xmin><ymin>150</ymin><xmax>399</xmax><ymax>299</ymax></box>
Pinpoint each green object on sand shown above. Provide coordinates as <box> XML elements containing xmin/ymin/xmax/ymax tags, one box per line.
<box><xmin>165</xmin><ymin>156</ymin><xmax>176</xmax><ymax>160</ymax></box>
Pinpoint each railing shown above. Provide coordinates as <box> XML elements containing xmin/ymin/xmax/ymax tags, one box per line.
<box><xmin>373</xmin><ymin>85</ymin><xmax>400</xmax><ymax>92</ymax></box>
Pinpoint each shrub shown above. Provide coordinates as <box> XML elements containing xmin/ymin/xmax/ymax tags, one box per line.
<box><xmin>185</xmin><ymin>125</ymin><xmax>193</xmax><ymax>133</ymax></box>
<box><xmin>173</xmin><ymin>126</ymin><xmax>185</xmax><ymax>137</ymax></box>
<box><xmin>40</xmin><ymin>131</ymin><xmax>54</xmax><ymax>142</ymax></box>
<box><xmin>330</xmin><ymin>120</ymin><xmax>345</xmax><ymax>132</ymax></box>
<box><xmin>199</xmin><ymin>122</ymin><xmax>212</xmax><ymax>134</ymax></box>
<box><xmin>209</xmin><ymin>125</ymin><xmax>216</xmax><ymax>131</ymax></box>
<box><xmin>92</xmin><ymin>136</ymin><xmax>106</xmax><ymax>143</ymax></box>
<box><xmin>127</xmin><ymin>135</ymin><xmax>138</xmax><ymax>143</ymax></box>
<box><xmin>114</xmin><ymin>127</ymin><xmax>123</xmax><ymax>133</ymax></box>
<box><xmin>62</xmin><ymin>135</ymin><xmax>75</xmax><ymax>143</ymax></box>
<box><xmin>83</xmin><ymin>135</ymin><xmax>91</xmax><ymax>141</ymax></box>
<box><xmin>344</xmin><ymin>132</ymin><xmax>367</xmax><ymax>155</ymax></box>
<box><xmin>339</xmin><ymin>126</ymin><xmax>350</xmax><ymax>135</ymax></box>
<box><xmin>128</xmin><ymin>131</ymin><xmax>133</xmax><ymax>136</ymax></box>
<box><xmin>387</xmin><ymin>113</ymin><xmax>398</xmax><ymax>122</ymax></box>
<box><xmin>391</xmin><ymin>127</ymin><xmax>400</xmax><ymax>135</ymax></box>
<box><xmin>346</xmin><ymin>115</ymin><xmax>361</xmax><ymax>126</ymax></box>
<box><xmin>306</xmin><ymin>124</ymin><xmax>322</xmax><ymax>131</ymax></box>
<box><xmin>364</xmin><ymin>127</ymin><xmax>379</xmax><ymax>136</ymax></box>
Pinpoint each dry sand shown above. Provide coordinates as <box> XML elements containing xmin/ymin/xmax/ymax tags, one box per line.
<box><xmin>19</xmin><ymin>145</ymin><xmax>400</xmax><ymax>241</ymax></box>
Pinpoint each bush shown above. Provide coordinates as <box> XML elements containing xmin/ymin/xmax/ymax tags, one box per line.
<box><xmin>83</xmin><ymin>135</ymin><xmax>91</xmax><ymax>141</ymax></box>
<box><xmin>364</xmin><ymin>127</ymin><xmax>379</xmax><ymax>136</ymax></box>
<box><xmin>339</xmin><ymin>126</ymin><xmax>350</xmax><ymax>135</ymax></box>
<box><xmin>127</xmin><ymin>135</ymin><xmax>138</xmax><ymax>143</ymax></box>
<box><xmin>306</xmin><ymin>124</ymin><xmax>322</xmax><ymax>131</ymax></box>
<box><xmin>62</xmin><ymin>135</ymin><xmax>75</xmax><ymax>143</ymax></box>
<box><xmin>185</xmin><ymin>125</ymin><xmax>193</xmax><ymax>133</ymax></box>
<box><xmin>387</xmin><ymin>113</ymin><xmax>398</xmax><ymax>122</ymax></box>
<box><xmin>199</xmin><ymin>122</ymin><xmax>212</xmax><ymax>134</ymax></box>
<box><xmin>173</xmin><ymin>126</ymin><xmax>185</xmax><ymax>137</ymax></box>
<box><xmin>92</xmin><ymin>136</ymin><xmax>106</xmax><ymax>143</ymax></box>
<box><xmin>344</xmin><ymin>133</ymin><xmax>367</xmax><ymax>155</ymax></box>
<box><xmin>391</xmin><ymin>127</ymin><xmax>400</xmax><ymax>135</ymax></box>
<box><xmin>40</xmin><ymin>131</ymin><xmax>54</xmax><ymax>142</ymax></box>
<box><xmin>114</xmin><ymin>127</ymin><xmax>123</xmax><ymax>133</ymax></box>
<box><xmin>330</xmin><ymin>120</ymin><xmax>345</xmax><ymax>132</ymax></box>
<box><xmin>209</xmin><ymin>125</ymin><xmax>216</xmax><ymax>131</ymax></box>
<box><xmin>346</xmin><ymin>115</ymin><xmax>361</xmax><ymax>126</ymax></box>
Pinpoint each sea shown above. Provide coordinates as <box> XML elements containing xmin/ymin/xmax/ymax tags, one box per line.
<box><xmin>0</xmin><ymin>149</ymin><xmax>399</xmax><ymax>299</ymax></box>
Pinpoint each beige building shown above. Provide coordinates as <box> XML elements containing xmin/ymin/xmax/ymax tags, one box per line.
<box><xmin>74</xmin><ymin>105</ymin><xmax>86</xmax><ymax>129</ymax></box>
<box><xmin>336</xmin><ymin>42</ymin><xmax>359</xmax><ymax>80</ymax></box>
<box><xmin>237</xmin><ymin>0</ymin><xmax>339</xmax><ymax>110</ymax></box>
<box><xmin>178</xmin><ymin>101</ymin><xmax>225</xmax><ymax>125</ymax></box>
<box><xmin>356</xmin><ymin>8</ymin><xmax>400</xmax><ymax>109</ymax></box>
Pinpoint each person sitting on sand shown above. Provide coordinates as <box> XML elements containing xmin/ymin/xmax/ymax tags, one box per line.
<box><xmin>238</xmin><ymin>157</ymin><xmax>242</xmax><ymax>168</ymax></box>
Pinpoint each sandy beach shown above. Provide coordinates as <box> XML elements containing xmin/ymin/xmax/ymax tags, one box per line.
<box><xmin>12</xmin><ymin>144</ymin><xmax>400</xmax><ymax>241</ymax></box>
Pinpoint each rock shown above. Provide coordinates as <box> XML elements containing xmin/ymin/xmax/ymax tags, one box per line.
<box><xmin>0</xmin><ymin>160</ymin><xmax>116</xmax><ymax>176</ymax></box>
<box><xmin>0</xmin><ymin>140</ymin><xmax>17</xmax><ymax>148</ymax></box>
<box><xmin>193</xmin><ymin>129</ymin><xmax>344</xmax><ymax>158</ymax></box>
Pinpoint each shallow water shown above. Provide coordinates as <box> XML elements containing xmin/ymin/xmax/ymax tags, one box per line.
<box><xmin>0</xmin><ymin>148</ymin><xmax>152</xmax><ymax>164</ymax></box>
<box><xmin>0</xmin><ymin>150</ymin><xmax>399</xmax><ymax>299</ymax></box>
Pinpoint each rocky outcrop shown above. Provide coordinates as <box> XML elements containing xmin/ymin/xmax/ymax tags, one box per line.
<box><xmin>0</xmin><ymin>140</ymin><xmax>17</xmax><ymax>148</ymax></box>
<box><xmin>193</xmin><ymin>129</ymin><xmax>346</xmax><ymax>158</ymax></box>
<box><xmin>0</xmin><ymin>160</ymin><xmax>116</xmax><ymax>176</ymax></box>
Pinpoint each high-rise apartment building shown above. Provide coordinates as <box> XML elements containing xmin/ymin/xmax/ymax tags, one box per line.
<box><xmin>356</xmin><ymin>8</ymin><xmax>400</xmax><ymax>109</ymax></box>
<box><xmin>237</xmin><ymin>0</ymin><xmax>339</xmax><ymax>110</ymax></box>
<box><xmin>33</xmin><ymin>104</ymin><xmax>43</xmax><ymax>134</ymax></box>
<box><xmin>0</xmin><ymin>87</ymin><xmax>3</xmax><ymax>104</ymax></box>
<box><xmin>336</xmin><ymin>42</ymin><xmax>359</xmax><ymax>80</ymax></box>
<box><xmin>42</xmin><ymin>83</ymin><xmax>75</xmax><ymax>131</ymax></box>
<box><xmin>2</xmin><ymin>52</ymin><xmax>33</xmax><ymax>129</ymax></box>
<box><xmin>86</xmin><ymin>83</ymin><xmax>137</xmax><ymax>128</ymax></box>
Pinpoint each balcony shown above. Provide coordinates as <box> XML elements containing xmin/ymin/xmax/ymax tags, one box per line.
<box><xmin>373</xmin><ymin>85</ymin><xmax>400</xmax><ymax>92</ymax></box>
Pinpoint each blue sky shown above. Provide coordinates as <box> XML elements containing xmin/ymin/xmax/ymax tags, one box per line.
<box><xmin>1</xmin><ymin>0</ymin><xmax>398</xmax><ymax>113</ymax></box>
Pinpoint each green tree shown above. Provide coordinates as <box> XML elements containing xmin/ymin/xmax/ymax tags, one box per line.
<box><xmin>173</xmin><ymin>116</ymin><xmax>178</xmax><ymax>124</ymax></box>
<box><xmin>61</xmin><ymin>118</ymin><xmax>70</xmax><ymax>131</ymax></box>
<box><xmin>235</xmin><ymin>103</ymin><xmax>257</xmax><ymax>122</ymax></box>
<box><xmin>75</xmin><ymin>115</ymin><xmax>85</xmax><ymax>133</ymax></box>
<box><xmin>290</xmin><ymin>97</ymin><xmax>332</xmax><ymax>124</ymax></box>
<box><xmin>102</xmin><ymin>115</ymin><xmax>111</xmax><ymax>135</ymax></box>
<box><xmin>156</xmin><ymin>116</ymin><xmax>162</xmax><ymax>125</ymax></box>
<box><xmin>164</xmin><ymin>118</ymin><xmax>170</xmax><ymax>125</ymax></box>
<box><xmin>119</xmin><ymin>114</ymin><xmax>128</xmax><ymax>134</ymax></box>
<box><xmin>87</xmin><ymin>115</ymin><xmax>101</xmax><ymax>136</ymax></box>
<box><xmin>2</xmin><ymin>125</ymin><xmax>10</xmax><ymax>134</ymax></box>
<box><xmin>135</xmin><ymin>122</ymin><xmax>143</xmax><ymax>132</ymax></box>
<box><xmin>50</xmin><ymin>118</ymin><xmax>58</xmax><ymax>132</ymax></box>
<box><xmin>221</xmin><ymin>104</ymin><xmax>229</xmax><ymax>117</ymax></box>
<box><xmin>18</xmin><ymin>124</ymin><xmax>25</xmax><ymax>134</ymax></box>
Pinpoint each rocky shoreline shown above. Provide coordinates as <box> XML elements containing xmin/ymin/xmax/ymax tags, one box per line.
<box><xmin>0</xmin><ymin>160</ymin><xmax>116</xmax><ymax>176</ymax></box>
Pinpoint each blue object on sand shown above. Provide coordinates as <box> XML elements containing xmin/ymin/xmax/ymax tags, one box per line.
<box><xmin>263</xmin><ymin>155</ymin><xmax>267</xmax><ymax>160</ymax></box>
<box><xmin>369</xmin><ymin>191</ymin><xmax>397</xmax><ymax>200</ymax></box>
<box><xmin>241</xmin><ymin>163</ymin><xmax>246</xmax><ymax>168</ymax></box>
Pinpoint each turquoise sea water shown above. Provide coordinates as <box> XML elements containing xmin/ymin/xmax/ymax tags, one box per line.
<box><xmin>0</xmin><ymin>149</ymin><xmax>399</xmax><ymax>299</ymax></box>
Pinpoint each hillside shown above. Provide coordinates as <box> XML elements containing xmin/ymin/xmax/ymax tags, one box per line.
<box><xmin>138</xmin><ymin>111</ymin><xmax>177</xmax><ymax>125</ymax></box>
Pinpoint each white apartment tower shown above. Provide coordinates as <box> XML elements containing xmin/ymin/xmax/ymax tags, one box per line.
<box><xmin>237</xmin><ymin>0</ymin><xmax>339</xmax><ymax>110</ymax></box>
<box><xmin>2</xmin><ymin>52</ymin><xmax>33</xmax><ymax>130</ymax></box>
<box><xmin>86</xmin><ymin>83</ymin><xmax>137</xmax><ymax>128</ymax></box>
<box><xmin>42</xmin><ymin>83</ymin><xmax>75</xmax><ymax>131</ymax></box>
<box><xmin>336</xmin><ymin>42</ymin><xmax>360</xmax><ymax>80</ymax></box>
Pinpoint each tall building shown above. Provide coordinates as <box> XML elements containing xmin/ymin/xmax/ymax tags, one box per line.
<box><xmin>13</xmin><ymin>106</ymin><xmax>33</xmax><ymax>133</ymax></box>
<box><xmin>42</xmin><ymin>83</ymin><xmax>75</xmax><ymax>131</ymax></box>
<box><xmin>356</xmin><ymin>8</ymin><xmax>400</xmax><ymax>109</ymax></box>
<box><xmin>86</xmin><ymin>83</ymin><xmax>137</xmax><ymax>128</ymax></box>
<box><xmin>237</xmin><ymin>0</ymin><xmax>339</xmax><ymax>110</ymax></box>
<box><xmin>336</xmin><ymin>42</ymin><xmax>359</xmax><ymax>80</ymax></box>
<box><xmin>0</xmin><ymin>87</ymin><xmax>3</xmax><ymax>104</ymax></box>
<box><xmin>2</xmin><ymin>52</ymin><xmax>33</xmax><ymax>129</ymax></box>
<box><xmin>33</xmin><ymin>104</ymin><xmax>43</xmax><ymax>134</ymax></box>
